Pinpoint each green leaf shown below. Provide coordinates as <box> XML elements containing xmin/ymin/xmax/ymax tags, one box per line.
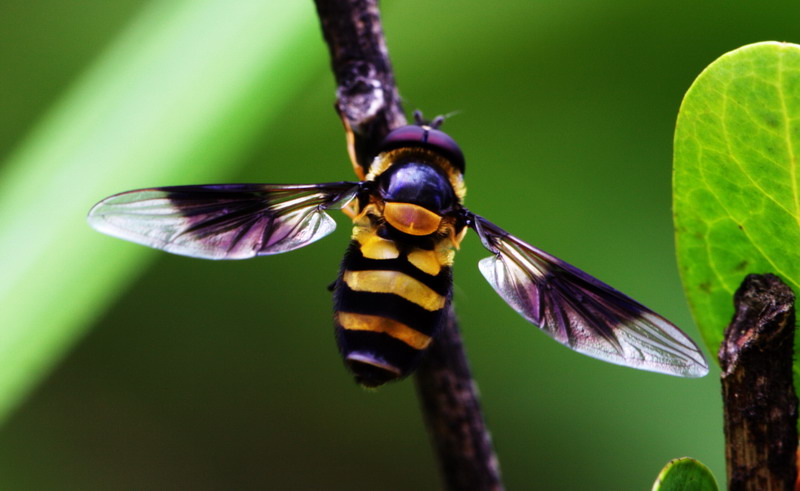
<box><xmin>652</xmin><ymin>457</ymin><xmax>718</xmax><ymax>491</ymax></box>
<box><xmin>0</xmin><ymin>0</ymin><xmax>320</xmax><ymax>423</ymax></box>
<box><xmin>674</xmin><ymin>41</ymin><xmax>800</xmax><ymax>367</ymax></box>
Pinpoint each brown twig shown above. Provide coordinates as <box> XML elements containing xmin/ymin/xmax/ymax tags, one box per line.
<box><xmin>313</xmin><ymin>1</ymin><xmax>503</xmax><ymax>489</ymax></box>
<box><xmin>313</xmin><ymin>0</ymin><xmax>405</xmax><ymax>172</ymax></box>
<box><xmin>415</xmin><ymin>308</ymin><xmax>504</xmax><ymax>490</ymax></box>
<box><xmin>719</xmin><ymin>273</ymin><xmax>797</xmax><ymax>491</ymax></box>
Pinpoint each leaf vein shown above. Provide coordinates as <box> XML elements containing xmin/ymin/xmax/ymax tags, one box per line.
<box><xmin>696</xmin><ymin>86</ymin><xmax>795</xmax><ymax>288</ymax></box>
<box><xmin>776</xmin><ymin>49</ymin><xmax>800</xmax><ymax>229</ymax></box>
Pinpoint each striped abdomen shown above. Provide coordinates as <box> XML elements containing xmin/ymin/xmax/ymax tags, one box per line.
<box><xmin>333</xmin><ymin>239</ymin><xmax>452</xmax><ymax>387</ymax></box>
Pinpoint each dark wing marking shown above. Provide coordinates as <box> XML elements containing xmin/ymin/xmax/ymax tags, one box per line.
<box><xmin>88</xmin><ymin>182</ymin><xmax>360</xmax><ymax>259</ymax></box>
<box><xmin>469</xmin><ymin>213</ymin><xmax>708</xmax><ymax>377</ymax></box>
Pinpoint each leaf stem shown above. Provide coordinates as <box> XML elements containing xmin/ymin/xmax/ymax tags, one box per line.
<box><xmin>719</xmin><ymin>273</ymin><xmax>798</xmax><ymax>491</ymax></box>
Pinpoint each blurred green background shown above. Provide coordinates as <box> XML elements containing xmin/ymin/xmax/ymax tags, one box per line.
<box><xmin>1</xmin><ymin>0</ymin><xmax>798</xmax><ymax>489</ymax></box>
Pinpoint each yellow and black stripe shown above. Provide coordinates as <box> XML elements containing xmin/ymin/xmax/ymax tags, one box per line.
<box><xmin>333</xmin><ymin>238</ymin><xmax>453</xmax><ymax>387</ymax></box>
<box><xmin>333</xmin><ymin>137</ymin><xmax>466</xmax><ymax>386</ymax></box>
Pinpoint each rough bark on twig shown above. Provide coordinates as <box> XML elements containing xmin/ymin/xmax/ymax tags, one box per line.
<box><xmin>415</xmin><ymin>308</ymin><xmax>504</xmax><ymax>491</ymax></box>
<box><xmin>314</xmin><ymin>0</ymin><xmax>405</xmax><ymax>171</ymax></box>
<box><xmin>719</xmin><ymin>273</ymin><xmax>797</xmax><ymax>491</ymax></box>
<box><xmin>313</xmin><ymin>1</ymin><xmax>503</xmax><ymax>489</ymax></box>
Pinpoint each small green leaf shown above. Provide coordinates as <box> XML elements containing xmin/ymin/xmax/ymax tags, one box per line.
<box><xmin>674</xmin><ymin>42</ymin><xmax>800</xmax><ymax>368</ymax></box>
<box><xmin>651</xmin><ymin>457</ymin><xmax>718</xmax><ymax>491</ymax></box>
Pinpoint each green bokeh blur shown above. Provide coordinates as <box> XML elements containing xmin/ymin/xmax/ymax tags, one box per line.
<box><xmin>1</xmin><ymin>0</ymin><xmax>797</xmax><ymax>489</ymax></box>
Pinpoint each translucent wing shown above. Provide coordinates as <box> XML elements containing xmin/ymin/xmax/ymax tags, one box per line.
<box><xmin>469</xmin><ymin>213</ymin><xmax>708</xmax><ymax>377</ymax></box>
<box><xmin>88</xmin><ymin>182</ymin><xmax>360</xmax><ymax>259</ymax></box>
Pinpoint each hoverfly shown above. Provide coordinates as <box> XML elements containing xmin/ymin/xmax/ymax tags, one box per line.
<box><xmin>88</xmin><ymin>115</ymin><xmax>709</xmax><ymax>386</ymax></box>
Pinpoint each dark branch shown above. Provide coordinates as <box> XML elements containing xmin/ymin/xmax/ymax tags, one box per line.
<box><xmin>719</xmin><ymin>273</ymin><xmax>797</xmax><ymax>491</ymax></box>
<box><xmin>314</xmin><ymin>0</ymin><xmax>405</xmax><ymax>171</ymax></box>
<box><xmin>313</xmin><ymin>2</ymin><xmax>503</xmax><ymax>490</ymax></box>
<box><xmin>415</xmin><ymin>309</ymin><xmax>504</xmax><ymax>491</ymax></box>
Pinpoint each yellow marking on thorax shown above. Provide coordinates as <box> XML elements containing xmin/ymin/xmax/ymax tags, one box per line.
<box><xmin>337</xmin><ymin>312</ymin><xmax>432</xmax><ymax>350</ymax></box>
<box><xmin>343</xmin><ymin>270</ymin><xmax>446</xmax><ymax>311</ymax></box>
<box><xmin>355</xmin><ymin>229</ymin><xmax>400</xmax><ymax>259</ymax></box>
<box><xmin>407</xmin><ymin>249</ymin><xmax>442</xmax><ymax>276</ymax></box>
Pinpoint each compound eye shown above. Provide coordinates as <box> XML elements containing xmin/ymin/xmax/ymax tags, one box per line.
<box><xmin>383</xmin><ymin>202</ymin><xmax>442</xmax><ymax>236</ymax></box>
<box><xmin>378</xmin><ymin>125</ymin><xmax>465</xmax><ymax>172</ymax></box>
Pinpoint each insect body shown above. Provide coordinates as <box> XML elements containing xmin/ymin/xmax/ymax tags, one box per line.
<box><xmin>88</xmin><ymin>120</ymin><xmax>709</xmax><ymax>386</ymax></box>
<box><xmin>334</xmin><ymin>127</ymin><xmax>468</xmax><ymax>386</ymax></box>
